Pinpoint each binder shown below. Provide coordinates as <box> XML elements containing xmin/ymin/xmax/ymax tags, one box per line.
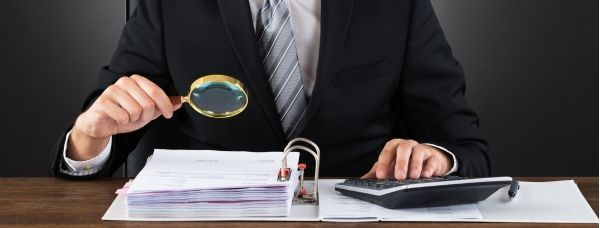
<box><xmin>119</xmin><ymin>138</ymin><xmax>320</xmax><ymax>218</ymax></box>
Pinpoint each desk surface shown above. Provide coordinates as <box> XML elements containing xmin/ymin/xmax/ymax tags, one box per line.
<box><xmin>0</xmin><ymin>177</ymin><xmax>597</xmax><ymax>227</ymax></box>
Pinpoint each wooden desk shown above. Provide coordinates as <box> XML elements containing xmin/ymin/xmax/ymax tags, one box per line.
<box><xmin>0</xmin><ymin>177</ymin><xmax>597</xmax><ymax>227</ymax></box>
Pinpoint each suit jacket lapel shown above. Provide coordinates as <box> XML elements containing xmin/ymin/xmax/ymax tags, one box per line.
<box><xmin>217</xmin><ymin>0</ymin><xmax>286</xmax><ymax>144</ymax></box>
<box><xmin>288</xmin><ymin>0</ymin><xmax>355</xmax><ymax>139</ymax></box>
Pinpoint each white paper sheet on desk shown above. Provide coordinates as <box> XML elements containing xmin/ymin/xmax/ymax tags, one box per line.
<box><xmin>478</xmin><ymin>180</ymin><xmax>598</xmax><ymax>223</ymax></box>
<box><xmin>317</xmin><ymin>179</ymin><xmax>483</xmax><ymax>222</ymax></box>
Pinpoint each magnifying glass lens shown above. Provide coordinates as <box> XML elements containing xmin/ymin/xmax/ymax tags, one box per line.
<box><xmin>182</xmin><ymin>74</ymin><xmax>248</xmax><ymax>118</ymax></box>
<box><xmin>190</xmin><ymin>81</ymin><xmax>247</xmax><ymax>114</ymax></box>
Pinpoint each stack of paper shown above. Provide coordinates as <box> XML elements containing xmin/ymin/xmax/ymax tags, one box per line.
<box><xmin>125</xmin><ymin>149</ymin><xmax>299</xmax><ymax>218</ymax></box>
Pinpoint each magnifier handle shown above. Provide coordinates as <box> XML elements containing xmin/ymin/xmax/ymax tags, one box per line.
<box><xmin>179</xmin><ymin>96</ymin><xmax>189</xmax><ymax>104</ymax></box>
<box><xmin>165</xmin><ymin>96</ymin><xmax>184</xmax><ymax>112</ymax></box>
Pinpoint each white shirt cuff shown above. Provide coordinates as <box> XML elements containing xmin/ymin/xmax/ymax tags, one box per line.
<box><xmin>423</xmin><ymin>143</ymin><xmax>458</xmax><ymax>176</ymax></box>
<box><xmin>62</xmin><ymin>130</ymin><xmax>112</xmax><ymax>173</ymax></box>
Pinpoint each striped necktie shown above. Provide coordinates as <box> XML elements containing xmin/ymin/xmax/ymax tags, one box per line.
<box><xmin>257</xmin><ymin>0</ymin><xmax>308</xmax><ymax>138</ymax></box>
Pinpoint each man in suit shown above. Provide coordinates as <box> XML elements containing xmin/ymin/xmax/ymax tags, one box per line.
<box><xmin>52</xmin><ymin>0</ymin><xmax>490</xmax><ymax>179</ymax></box>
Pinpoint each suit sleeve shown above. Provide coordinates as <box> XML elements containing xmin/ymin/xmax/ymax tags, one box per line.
<box><xmin>51</xmin><ymin>0</ymin><xmax>170</xmax><ymax>178</ymax></box>
<box><xmin>398</xmin><ymin>0</ymin><xmax>491</xmax><ymax>177</ymax></box>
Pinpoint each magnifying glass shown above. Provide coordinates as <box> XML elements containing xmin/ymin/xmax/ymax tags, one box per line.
<box><xmin>180</xmin><ymin>74</ymin><xmax>248</xmax><ymax>118</ymax></box>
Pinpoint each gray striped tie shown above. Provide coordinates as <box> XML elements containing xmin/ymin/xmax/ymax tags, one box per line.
<box><xmin>257</xmin><ymin>0</ymin><xmax>307</xmax><ymax>138</ymax></box>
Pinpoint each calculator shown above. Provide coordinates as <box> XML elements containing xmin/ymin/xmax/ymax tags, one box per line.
<box><xmin>334</xmin><ymin>176</ymin><xmax>512</xmax><ymax>209</ymax></box>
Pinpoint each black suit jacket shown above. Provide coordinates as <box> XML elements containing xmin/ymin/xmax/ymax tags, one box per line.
<box><xmin>52</xmin><ymin>0</ymin><xmax>490</xmax><ymax>178</ymax></box>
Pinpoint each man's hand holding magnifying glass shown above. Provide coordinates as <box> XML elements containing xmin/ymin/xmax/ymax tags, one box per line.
<box><xmin>67</xmin><ymin>73</ymin><xmax>248</xmax><ymax>162</ymax></box>
<box><xmin>67</xmin><ymin>74</ymin><xmax>182</xmax><ymax>161</ymax></box>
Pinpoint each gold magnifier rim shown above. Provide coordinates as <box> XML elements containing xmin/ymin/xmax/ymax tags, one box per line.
<box><xmin>181</xmin><ymin>74</ymin><xmax>248</xmax><ymax>118</ymax></box>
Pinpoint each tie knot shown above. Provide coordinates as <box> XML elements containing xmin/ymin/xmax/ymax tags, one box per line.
<box><xmin>265</xmin><ymin>0</ymin><xmax>285</xmax><ymax>9</ymax></box>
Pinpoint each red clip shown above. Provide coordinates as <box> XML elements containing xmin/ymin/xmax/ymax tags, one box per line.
<box><xmin>277</xmin><ymin>168</ymin><xmax>291</xmax><ymax>181</ymax></box>
<box><xmin>298</xmin><ymin>163</ymin><xmax>307</xmax><ymax>170</ymax></box>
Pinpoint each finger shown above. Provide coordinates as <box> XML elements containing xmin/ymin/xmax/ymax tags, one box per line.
<box><xmin>151</xmin><ymin>108</ymin><xmax>162</xmax><ymax>120</ymax></box>
<box><xmin>116</xmin><ymin>77</ymin><xmax>156</xmax><ymax>123</ymax></box>
<box><xmin>421</xmin><ymin>157</ymin><xmax>438</xmax><ymax>178</ymax></box>
<box><xmin>130</xmin><ymin>75</ymin><xmax>173</xmax><ymax>119</ymax></box>
<box><xmin>387</xmin><ymin>161</ymin><xmax>396</xmax><ymax>179</ymax></box>
<box><xmin>407</xmin><ymin>146</ymin><xmax>427</xmax><ymax>179</ymax></box>
<box><xmin>122</xmin><ymin>108</ymin><xmax>163</xmax><ymax>132</ymax></box>
<box><xmin>376</xmin><ymin>140</ymin><xmax>400</xmax><ymax>179</ymax></box>
<box><xmin>393</xmin><ymin>140</ymin><xmax>418</xmax><ymax>180</ymax></box>
<box><xmin>433</xmin><ymin>157</ymin><xmax>447</xmax><ymax>176</ymax></box>
<box><xmin>169</xmin><ymin>96</ymin><xmax>183</xmax><ymax>111</ymax></box>
<box><xmin>105</xmin><ymin>85</ymin><xmax>142</xmax><ymax>123</ymax></box>
<box><xmin>407</xmin><ymin>146</ymin><xmax>429</xmax><ymax>179</ymax></box>
<box><xmin>433</xmin><ymin>149</ymin><xmax>452</xmax><ymax>175</ymax></box>
<box><xmin>122</xmin><ymin>109</ymin><xmax>162</xmax><ymax>133</ymax></box>
<box><xmin>97</xmin><ymin>97</ymin><xmax>130</xmax><ymax>127</ymax></box>
<box><xmin>361</xmin><ymin>162</ymin><xmax>378</xmax><ymax>179</ymax></box>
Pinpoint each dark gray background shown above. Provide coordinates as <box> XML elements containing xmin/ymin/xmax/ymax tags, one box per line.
<box><xmin>0</xmin><ymin>0</ymin><xmax>597</xmax><ymax>177</ymax></box>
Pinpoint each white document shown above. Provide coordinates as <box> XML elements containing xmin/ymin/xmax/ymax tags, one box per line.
<box><xmin>128</xmin><ymin>149</ymin><xmax>299</xmax><ymax>193</ymax></box>
<box><xmin>317</xmin><ymin>179</ymin><xmax>483</xmax><ymax>222</ymax></box>
<box><xmin>478</xmin><ymin>180</ymin><xmax>599</xmax><ymax>223</ymax></box>
<box><xmin>124</xmin><ymin>149</ymin><xmax>300</xmax><ymax>218</ymax></box>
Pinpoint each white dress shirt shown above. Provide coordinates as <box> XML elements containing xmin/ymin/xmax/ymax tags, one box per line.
<box><xmin>62</xmin><ymin>0</ymin><xmax>458</xmax><ymax>176</ymax></box>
